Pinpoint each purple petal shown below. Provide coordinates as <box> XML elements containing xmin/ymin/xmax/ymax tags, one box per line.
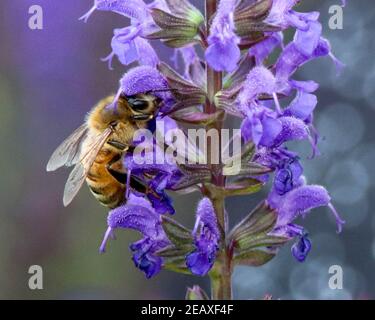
<box><xmin>130</xmin><ymin>238</ymin><xmax>164</xmax><ymax>278</ymax></box>
<box><xmin>273</xmin><ymin>158</ymin><xmax>303</xmax><ymax>196</ymax></box>
<box><xmin>259</xmin><ymin>117</ymin><xmax>283</xmax><ymax>147</ymax></box>
<box><xmin>241</xmin><ymin>111</ymin><xmax>269</xmax><ymax>146</ymax></box>
<box><xmin>289</xmin><ymin>80</ymin><xmax>319</xmax><ymax>93</ymax></box>
<box><xmin>265</xmin><ymin>0</ymin><xmax>299</xmax><ymax>29</ymax></box>
<box><xmin>285</xmin><ymin>91</ymin><xmax>317</xmax><ymax>121</ymax></box>
<box><xmin>186</xmin><ymin>198</ymin><xmax>220</xmax><ymax>276</ymax></box>
<box><xmin>120</xmin><ymin>66</ymin><xmax>171</xmax><ymax>101</ymax></box>
<box><xmin>103</xmin><ymin>26</ymin><xmax>141</xmax><ymax>68</ymax></box>
<box><xmin>278</xmin><ymin>185</ymin><xmax>330</xmax><ymax>224</ymax></box>
<box><xmin>194</xmin><ymin>198</ymin><xmax>219</xmax><ymax>237</ymax></box>
<box><xmin>249</xmin><ymin>33</ymin><xmax>283</xmax><ymax>65</ymax></box>
<box><xmin>107</xmin><ymin>201</ymin><xmax>159</xmax><ymax>237</ymax></box>
<box><xmin>328</xmin><ymin>203</ymin><xmax>345</xmax><ymax>233</ymax></box>
<box><xmin>205</xmin><ymin>39</ymin><xmax>241</xmax><ymax>73</ymax></box>
<box><xmin>316</xmin><ymin>38</ymin><xmax>345</xmax><ymax>75</ymax></box>
<box><xmin>275</xmin><ymin>43</ymin><xmax>310</xmax><ymax>80</ymax></box>
<box><xmin>291</xmin><ymin>234</ymin><xmax>312</xmax><ymax>262</ymax></box>
<box><xmin>272</xmin><ymin>116</ymin><xmax>309</xmax><ymax>146</ymax></box>
<box><xmin>172</xmin><ymin>46</ymin><xmax>200</xmax><ymax>80</ymax></box>
<box><xmin>275</xmin><ymin>185</ymin><xmax>345</xmax><ymax>233</ymax></box>
<box><xmin>240</xmin><ymin>117</ymin><xmax>253</xmax><ymax>143</ymax></box>
<box><xmin>147</xmin><ymin>192</ymin><xmax>175</xmax><ymax>215</ymax></box>
<box><xmin>186</xmin><ymin>251</ymin><xmax>215</xmax><ymax>276</ymax></box>
<box><xmin>271</xmin><ymin>223</ymin><xmax>304</xmax><ymax>239</ymax></box>
<box><xmin>237</xmin><ymin>66</ymin><xmax>277</xmax><ymax>109</ymax></box>
<box><xmin>294</xmin><ymin>20</ymin><xmax>322</xmax><ymax>56</ymax></box>
<box><xmin>251</xmin><ymin>117</ymin><xmax>264</xmax><ymax>146</ymax></box>
<box><xmin>80</xmin><ymin>0</ymin><xmax>149</xmax><ymax>23</ymax></box>
<box><xmin>134</xmin><ymin>37</ymin><xmax>159</xmax><ymax>68</ymax></box>
<box><xmin>206</xmin><ymin>0</ymin><xmax>240</xmax><ymax>72</ymax></box>
<box><xmin>99</xmin><ymin>194</ymin><xmax>170</xmax><ymax>278</ymax></box>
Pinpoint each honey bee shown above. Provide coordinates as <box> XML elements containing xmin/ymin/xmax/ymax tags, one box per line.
<box><xmin>46</xmin><ymin>93</ymin><xmax>162</xmax><ymax>208</ymax></box>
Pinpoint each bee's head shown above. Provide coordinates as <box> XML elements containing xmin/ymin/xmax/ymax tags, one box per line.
<box><xmin>121</xmin><ymin>93</ymin><xmax>162</xmax><ymax>122</ymax></box>
<box><xmin>88</xmin><ymin>92</ymin><xmax>165</xmax><ymax>133</ymax></box>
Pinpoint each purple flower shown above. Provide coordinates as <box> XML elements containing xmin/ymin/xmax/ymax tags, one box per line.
<box><xmin>102</xmin><ymin>26</ymin><xmax>159</xmax><ymax>69</ymax></box>
<box><xmin>123</xmin><ymin>152</ymin><xmax>177</xmax><ymax>215</ymax></box>
<box><xmin>275</xmin><ymin>30</ymin><xmax>343</xmax><ymax>83</ymax></box>
<box><xmin>237</xmin><ymin>68</ymin><xmax>309</xmax><ymax>148</ymax></box>
<box><xmin>316</xmin><ymin>38</ymin><xmax>345</xmax><ymax>75</ymax></box>
<box><xmin>171</xmin><ymin>46</ymin><xmax>199</xmax><ymax>80</ymax></box>
<box><xmin>270</xmin><ymin>184</ymin><xmax>345</xmax><ymax>234</ymax></box>
<box><xmin>80</xmin><ymin>0</ymin><xmax>149</xmax><ymax>23</ymax></box>
<box><xmin>240</xmin><ymin>107</ymin><xmax>282</xmax><ymax>146</ymax></box>
<box><xmin>291</xmin><ymin>233</ymin><xmax>311</xmax><ymax>262</ymax></box>
<box><xmin>293</xmin><ymin>15</ymin><xmax>322</xmax><ymax>57</ymax></box>
<box><xmin>268</xmin><ymin>184</ymin><xmax>345</xmax><ymax>262</ymax></box>
<box><xmin>265</xmin><ymin>0</ymin><xmax>301</xmax><ymax>30</ymax></box>
<box><xmin>186</xmin><ymin>198</ymin><xmax>220</xmax><ymax>276</ymax></box>
<box><xmin>205</xmin><ymin>0</ymin><xmax>240</xmax><ymax>72</ymax></box>
<box><xmin>237</xmin><ymin>67</ymin><xmax>289</xmax><ymax>147</ymax></box>
<box><xmin>120</xmin><ymin>65</ymin><xmax>172</xmax><ymax>101</ymax></box>
<box><xmin>278</xmin><ymin>185</ymin><xmax>343</xmax><ymax>229</ymax></box>
<box><xmin>249</xmin><ymin>32</ymin><xmax>284</xmax><ymax>65</ymax></box>
<box><xmin>129</xmin><ymin>237</ymin><xmax>164</xmax><ymax>278</ymax></box>
<box><xmin>237</xmin><ymin>66</ymin><xmax>279</xmax><ymax>111</ymax></box>
<box><xmin>122</xmin><ymin>117</ymin><xmax>183</xmax><ymax>215</ymax></box>
<box><xmin>273</xmin><ymin>156</ymin><xmax>303</xmax><ymax>196</ymax></box>
<box><xmin>171</xmin><ymin>46</ymin><xmax>206</xmax><ymax>88</ymax></box>
<box><xmin>254</xmin><ymin>144</ymin><xmax>345</xmax><ymax>262</ymax></box>
<box><xmin>147</xmin><ymin>192</ymin><xmax>175</xmax><ymax>215</ymax></box>
<box><xmin>284</xmin><ymin>89</ymin><xmax>318</xmax><ymax>122</ymax></box>
<box><xmin>100</xmin><ymin>193</ymin><xmax>170</xmax><ymax>278</ymax></box>
<box><xmin>272</xmin><ymin>116</ymin><xmax>309</xmax><ymax>146</ymax></box>
<box><xmin>80</xmin><ymin>1</ymin><xmax>161</xmax><ymax>69</ymax></box>
<box><xmin>106</xmin><ymin>65</ymin><xmax>174</xmax><ymax>116</ymax></box>
<box><xmin>253</xmin><ymin>147</ymin><xmax>302</xmax><ymax>189</ymax></box>
<box><xmin>237</xmin><ymin>13</ymin><xmax>343</xmax><ymax>151</ymax></box>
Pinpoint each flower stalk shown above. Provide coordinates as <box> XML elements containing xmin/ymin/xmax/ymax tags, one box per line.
<box><xmin>205</xmin><ymin>0</ymin><xmax>232</xmax><ymax>300</ymax></box>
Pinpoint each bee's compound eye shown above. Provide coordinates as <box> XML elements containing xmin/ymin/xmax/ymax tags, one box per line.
<box><xmin>128</xmin><ymin>98</ymin><xmax>149</xmax><ymax>111</ymax></box>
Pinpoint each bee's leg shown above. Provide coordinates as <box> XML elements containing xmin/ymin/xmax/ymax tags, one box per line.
<box><xmin>106</xmin><ymin>154</ymin><xmax>127</xmax><ymax>184</ymax></box>
<box><xmin>106</xmin><ymin>140</ymin><xmax>128</xmax><ymax>151</ymax></box>
<box><xmin>131</xmin><ymin>114</ymin><xmax>153</xmax><ymax>121</ymax></box>
<box><xmin>106</xmin><ymin>155</ymin><xmax>147</xmax><ymax>193</ymax></box>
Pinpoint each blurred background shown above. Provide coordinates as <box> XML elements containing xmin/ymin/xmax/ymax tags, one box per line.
<box><xmin>0</xmin><ymin>0</ymin><xmax>373</xmax><ymax>299</ymax></box>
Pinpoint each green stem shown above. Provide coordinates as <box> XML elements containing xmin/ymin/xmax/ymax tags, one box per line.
<box><xmin>204</xmin><ymin>0</ymin><xmax>232</xmax><ymax>300</ymax></box>
<box><xmin>210</xmin><ymin>197</ymin><xmax>232</xmax><ymax>300</ymax></box>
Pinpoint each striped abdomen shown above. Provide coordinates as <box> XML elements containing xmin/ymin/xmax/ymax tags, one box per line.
<box><xmin>86</xmin><ymin>147</ymin><xmax>125</xmax><ymax>209</ymax></box>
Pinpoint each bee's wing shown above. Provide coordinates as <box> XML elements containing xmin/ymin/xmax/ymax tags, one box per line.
<box><xmin>46</xmin><ymin>124</ymin><xmax>88</xmax><ymax>172</ymax></box>
<box><xmin>62</xmin><ymin>128</ymin><xmax>112</xmax><ymax>207</ymax></box>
